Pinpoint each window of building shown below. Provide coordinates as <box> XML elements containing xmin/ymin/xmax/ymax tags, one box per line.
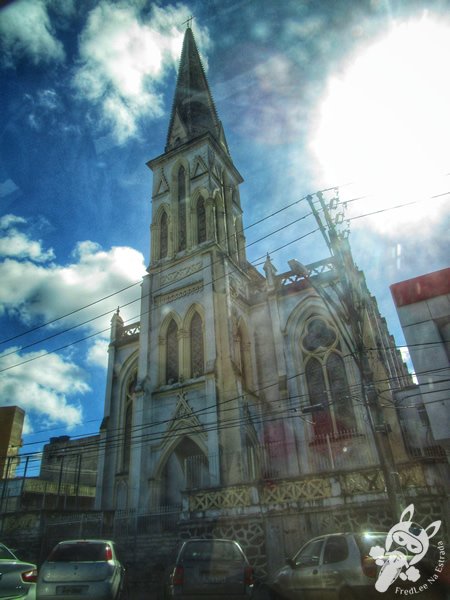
<box><xmin>197</xmin><ymin>196</ymin><xmax>206</xmax><ymax>244</ymax></box>
<box><xmin>123</xmin><ymin>371</ymin><xmax>137</xmax><ymax>472</ymax></box>
<box><xmin>190</xmin><ymin>312</ymin><xmax>204</xmax><ymax>378</ymax></box>
<box><xmin>303</xmin><ymin>317</ymin><xmax>355</xmax><ymax>437</ymax></box>
<box><xmin>160</xmin><ymin>211</ymin><xmax>168</xmax><ymax>258</ymax></box>
<box><xmin>166</xmin><ymin>319</ymin><xmax>179</xmax><ymax>383</ymax></box>
<box><xmin>178</xmin><ymin>166</ymin><xmax>186</xmax><ymax>251</ymax></box>
<box><xmin>235</xmin><ymin>324</ymin><xmax>252</xmax><ymax>390</ymax></box>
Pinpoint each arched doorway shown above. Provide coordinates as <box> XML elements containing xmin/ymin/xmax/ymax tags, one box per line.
<box><xmin>160</xmin><ymin>437</ymin><xmax>209</xmax><ymax>507</ymax></box>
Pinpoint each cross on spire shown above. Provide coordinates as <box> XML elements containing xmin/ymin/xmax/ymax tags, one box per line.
<box><xmin>182</xmin><ymin>15</ymin><xmax>194</xmax><ymax>29</ymax></box>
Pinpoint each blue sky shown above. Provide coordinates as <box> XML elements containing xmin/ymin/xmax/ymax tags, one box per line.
<box><xmin>1</xmin><ymin>0</ymin><xmax>449</xmax><ymax>470</ymax></box>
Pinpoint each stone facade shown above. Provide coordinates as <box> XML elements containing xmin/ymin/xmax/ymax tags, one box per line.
<box><xmin>94</xmin><ymin>27</ymin><xmax>449</xmax><ymax>578</ymax></box>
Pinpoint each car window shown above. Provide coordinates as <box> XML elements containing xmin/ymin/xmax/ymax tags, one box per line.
<box><xmin>355</xmin><ymin>533</ymin><xmax>387</xmax><ymax>556</ymax></box>
<box><xmin>323</xmin><ymin>536</ymin><xmax>348</xmax><ymax>564</ymax></box>
<box><xmin>182</xmin><ymin>541</ymin><xmax>243</xmax><ymax>561</ymax></box>
<box><xmin>0</xmin><ymin>544</ymin><xmax>16</xmax><ymax>560</ymax></box>
<box><xmin>49</xmin><ymin>542</ymin><xmax>109</xmax><ymax>562</ymax></box>
<box><xmin>294</xmin><ymin>539</ymin><xmax>324</xmax><ymax>567</ymax></box>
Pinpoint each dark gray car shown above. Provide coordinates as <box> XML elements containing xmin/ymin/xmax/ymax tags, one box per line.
<box><xmin>164</xmin><ymin>538</ymin><xmax>254</xmax><ymax>599</ymax></box>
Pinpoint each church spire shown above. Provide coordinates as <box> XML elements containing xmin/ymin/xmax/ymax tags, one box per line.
<box><xmin>166</xmin><ymin>27</ymin><xmax>228</xmax><ymax>153</ymax></box>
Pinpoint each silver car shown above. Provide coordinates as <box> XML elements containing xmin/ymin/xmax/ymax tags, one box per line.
<box><xmin>269</xmin><ymin>532</ymin><xmax>388</xmax><ymax>600</ymax></box>
<box><xmin>0</xmin><ymin>542</ymin><xmax>37</xmax><ymax>599</ymax></box>
<box><xmin>36</xmin><ymin>539</ymin><xmax>126</xmax><ymax>600</ymax></box>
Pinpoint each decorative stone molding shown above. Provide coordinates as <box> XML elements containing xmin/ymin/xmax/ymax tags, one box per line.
<box><xmin>261</xmin><ymin>477</ymin><xmax>332</xmax><ymax>504</ymax></box>
<box><xmin>155</xmin><ymin>282</ymin><xmax>203</xmax><ymax>306</ymax></box>
<box><xmin>160</xmin><ymin>262</ymin><xmax>202</xmax><ymax>285</ymax></box>
<box><xmin>164</xmin><ymin>390</ymin><xmax>207</xmax><ymax>444</ymax></box>
<box><xmin>340</xmin><ymin>469</ymin><xmax>384</xmax><ymax>495</ymax></box>
<box><xmin>190</xmin><ymin>485</ymin><xmax>252</xmax><ymax>511</ymax></box>
<box><xmin>118</xmin><ymin>322</ymin><xmax>140</xmax><ymax>340</ymax></box>
<box><xmin>398</xmin><ymin>463</ymin><xmax>426</xmax><ymax>488</ymax></box>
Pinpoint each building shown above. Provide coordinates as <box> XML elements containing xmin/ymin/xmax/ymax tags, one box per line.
<box><xmin>0</xmin><ymin>405</ymin><xmax>24</xmax><ymax>479</ymax></box>
<box><xmin>0</xmin><ymin>433</ymin><xmax>99</xmax><ymax>513</ymax></box>
<box><xmin>391</xmin><ymin>267</ymin><xmax>450</xmax><ymax>457</ymax></box>
<box><xmin>95</xmin><ymin>27</ymin><xmax>448</xmax><ymax>574</ymax></box>
<box><xmin>40</xmin><ymin>435</ymin><xmax>100</xmax><ymax>488</ymax></box>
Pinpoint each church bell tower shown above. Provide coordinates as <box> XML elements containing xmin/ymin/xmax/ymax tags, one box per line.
<box><xmin>125</xmin><ymin>26</ymin><xmax>261</xmax><ymax>510</ymax></box>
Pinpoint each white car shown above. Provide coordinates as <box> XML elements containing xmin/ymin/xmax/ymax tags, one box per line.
<box><xmin>37</xmin><ymin>539</ymin><xmax>126</xmax><ymax>600</ymax></box>
<box><xmin>0</xmin><ymin>542</ymin><xmax>37</xmax><ymax>599</ymax></box>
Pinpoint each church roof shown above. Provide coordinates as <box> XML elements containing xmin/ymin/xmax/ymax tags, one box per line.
<box><xmin>165</xmin><ymin>27</ymin><xmax>229</xmax><ymax>153</ymax></box>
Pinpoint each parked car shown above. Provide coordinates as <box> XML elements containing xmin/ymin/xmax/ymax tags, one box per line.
<box><xmin>269</xmin><ymin>532</ymin><xmax>450</xmax><ymax>600</ymax></box>
<box><xmin>36</xmin><ymin>539</ymin><xmax>126</xmax><ymax>600</ymax></box>
<box><xmin>0</xmin><ymin>542</ymin><xmax>37</xmax><ymax>599</ymax></box>
<box><xmin>163</xmin><ymin>538</ymin><xmax>254</xmax><ymax>599</ymax></box>
<box><xmin>269</xmin><ymin>532</ymin><xmax>390</xmax><ymax>600</ymax></box>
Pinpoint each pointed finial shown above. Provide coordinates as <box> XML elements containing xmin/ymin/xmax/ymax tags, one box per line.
<box><xmin>263</xmin><ymin>254</ymin><xmax>278</xmax><ymax>290</ymax></box>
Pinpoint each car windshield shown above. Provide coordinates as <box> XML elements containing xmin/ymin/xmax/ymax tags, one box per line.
<box><xmin>0</xmin><ymin>545</ymin><xmax>16</xmax><ymax>560</ymax></box>
<box><xmin>49</xmin><ymin>543</ymin><xmax>109</xmax><ymax>562</ymax></box>
<box><xmin>182</xmin><ymin>541</ymin><xmax>243</xmax><ymax>562</ymax></box>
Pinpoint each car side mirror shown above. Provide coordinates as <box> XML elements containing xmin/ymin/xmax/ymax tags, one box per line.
<box><xmin>286</xmin><ymin>558</ymin><xmax>295</xmax><ymax>568</ymax></box>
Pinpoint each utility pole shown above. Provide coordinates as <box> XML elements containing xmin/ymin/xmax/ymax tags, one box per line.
<box><xmin>306</xmin><ymin>190</ymin><xmax>403</xmax><ymax>520</ymax></box>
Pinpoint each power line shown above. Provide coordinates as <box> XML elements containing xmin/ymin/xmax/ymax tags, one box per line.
<box><xmin>0</xmin><ymin>186</ymin><xmax>321</xmax><ymax>347</ymax></box>
<box><xmin>2</xmin><ymin>187</ymin><xmax>445</xmax><ymax>372</ymax></box>
<box><xmin>2</xmin><ymin>185</ymin><xmax>447</xmax><ymax>355</ymax></box>
<box><xmin>11</xmin><ymin>358</ymin><xmax>450</xmax><ymax>461</ymax></box>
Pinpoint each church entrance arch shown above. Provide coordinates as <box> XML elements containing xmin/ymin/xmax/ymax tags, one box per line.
<box><xmin>159</xmin><ymin>437</ymin><xmax>209</xmax><ymax>508</ymax></box>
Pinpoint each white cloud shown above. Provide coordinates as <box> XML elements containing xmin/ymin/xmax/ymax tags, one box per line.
<box><xmin>0</xmin><ymin>215</ymin><xmax>26</xmax><ymax>229</ymax></box>
<box><xmin>73</xmin><ymin>1</ymin><xmax>211</xmax><ymax>142</ymax></box>
<box><xmin>0</xmin><ymin>0</ymin><xmax>65</xmax><ymax>67</ymax></box>
<box><xmin>86</xmin><ymin>338</ymin><xmax>109</xmax><ymax>369</ymax></box>
<box><xmin>0</xmin><ymin>215</ymin><xmax>55</xmax><ymax>262</ymax></box>
<box><xmin>0</xmin><ymin>347</ymin><xmax>87</xmax><ymax>430</ymax></box>
<box><xmin>0</xmin><ymin>179</ymin><xmax>19</xmax><ymax>198</ymax></box>
<box><xmin>0</xmin><ymin>217</ymin><xmax>146</xmax><ymax>362</ymax></box>
<box><xmin>0</xmin><ymin>217</ymin><xmax>147</xmax><ymax>432</ymax></box>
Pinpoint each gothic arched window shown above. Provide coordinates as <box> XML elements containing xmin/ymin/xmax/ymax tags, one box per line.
<box><xmin>197</xmin><ymin>196</ymin><xmax>206</xmax><ymax>244</ymax></box>
<box><xmin>302</xmin><ymin>317</ymin><xmax>355</xmax><ymax>437</ymax></box>
<box><xmin>190</xmin><ymin>312</ymin><xmax>204</xmax><ymax>378</ymax></box>
<box><xmin>166</xmin><ymin>319</ymin><xmax>179</xmax><ymax>383</ymax></box>
<box><xmin>327</xmin><ymin>352</ymin><xmax>355</xmax><ymax>430</ymax></box>
<box><xmin>235</xmin><ymin>323</ymin><xmax>253</xmax><ymax>390</ymax></box>
<box><xmin>178</xmin><ymin>166</ymin><xmax>186</xmax><ymax>251</ymax></box>
<box><xmin>160</xmin><ymin>211</ymin><xmax>168</xmax><ymax>259</ymax></box>
<box><xmin>123</xmin><ymin>371</ymin><xmax>137</xmax><ymax>472</ymax></box>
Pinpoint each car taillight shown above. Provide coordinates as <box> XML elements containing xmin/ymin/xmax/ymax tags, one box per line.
<box><xmin>361</xmin><ymin>555</ymin><xmax>377</xmax><ymax>578</ymax></box>
<box><xmin>21</xmin><ymin>568</ymin><xmax>38</xmax><ymax>583</ymax></box>
<box><xmin>172</xmin><ymin>565</ymin><xmax>184</xmax><ymax>586</ymax></box>
<box><xmin>244</xmin><ymin>566</ymin><xmax>254</xmax><ymax>586</ymax></box>
<box><xmin>104</xmin><ymin>545</ymin><xmax>113</xmax><ymax>561</ymax></box>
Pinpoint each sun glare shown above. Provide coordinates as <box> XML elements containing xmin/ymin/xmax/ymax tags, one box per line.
<box><xmin>311</xmin><ymin>15</ymin><xmax>450</xmax><ymax>231</ymax></box>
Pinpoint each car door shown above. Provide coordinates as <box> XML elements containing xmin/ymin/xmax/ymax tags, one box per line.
<box><xmin>289</xmin><ymin>538</ymin><xmax>325</xmax><ymax>600</ymax></box>
<box><xmin>317</xmin><ymin>535</ymin><xmax>350</xmax><ymax>600</ymax></box>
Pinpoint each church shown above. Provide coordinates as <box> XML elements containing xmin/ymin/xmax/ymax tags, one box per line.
<box><xmin>95</xmin><ymin>27</ymin><xmax>446</xmax><ymax>573</ymax></box>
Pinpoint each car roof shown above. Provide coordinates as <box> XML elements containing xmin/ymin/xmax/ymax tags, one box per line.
<box><xmin>55</xmin><ymin>539</ymin><xmax>115</xmax><ymax>545</ymax></box>
<box><xmin>300</xmin><ymin>532</ymin><xmax>388</xmax><ymax>542</ymax></box>
<box><xmin>182</xmin><ymin>538</ymin><xmax>241</xmax><ymax>543</ymax></box>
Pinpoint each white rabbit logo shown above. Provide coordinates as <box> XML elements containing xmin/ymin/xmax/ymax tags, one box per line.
<box><xmin>369</xmin><ymin>504</ymin><xmax>441</xmax><ymax>593</ymax></box>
